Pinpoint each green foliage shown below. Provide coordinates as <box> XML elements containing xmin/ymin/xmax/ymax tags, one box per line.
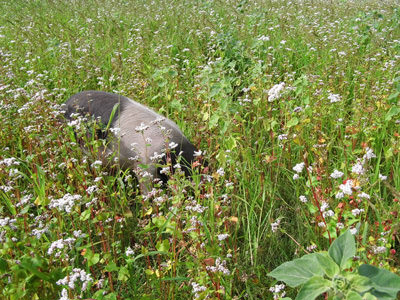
<box><xmin>0</xmin><ymin>0</ymin><xmax>399</xmax><ymax>299</ymax></box>
<box><xmin>269</xmin><ymin>230</ymin><xmax>400</xmax><ymax>300</ymax></box>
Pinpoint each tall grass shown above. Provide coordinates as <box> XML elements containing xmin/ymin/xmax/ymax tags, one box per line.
<box><xmin>0</xmin><ymin>0</ymin><xmax>399</xmax><ymax>299</ymax></box>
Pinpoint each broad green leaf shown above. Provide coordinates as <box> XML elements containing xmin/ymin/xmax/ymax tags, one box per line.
<box><xmin>105</xmin><ymin>262</ymin><xmax>118</xmax><ymax>272</ymax></box>
<box><xmin>315</xmin><ymin>252</ymin><xmax>340</xmax><ymax>278</ymax></box>
<box><xmin>287</xmin><ymin>117</ymin><xmax>299</xmax><ymax>128</ymax></box>
<box><xmin>268</xmin><ymin>253</ymin><xmax>325</xmax><ymax>287</ymax></box>
<box><xmin>0</xmin><ymin>258</ymin><xmax>8</xmax><ymax>273</ymax></box>
<box><xmin>328</xmin><ymin>230</ymin><xmax>356</xmax><ymax>269</ymax></box>
<box><xmin>385</xmin><ymin>106</ymin><xmax>400</xmax><ymax>121</ymax></box>
<box><xmin>156</xmin><ymin>239</ymin><xmax>170</xmax><ymax>252</ymax></box>
<box><xmin>361</xmin><ymin>292</ymin><xmax>378</xmax><ymax>300</ymax></box>
<box><xmin>346</xmin><ymin>291</ymin><xmax>362</xmax><ymax>300</ymax></box>
<box><xmin>118</xmin><ymin>266</ymin><xmax>129</xmax><ymax>282</ymax></box>
<box><xmin>345</xmin><ymin>274</ymin><xmax>372</xmax><ymax>293</ymax></box>
<box><xmin>295</xmin><ymin>276</ymin><xmax>332</xmax><ymax>300</ymax></box>
<box><xmin>358</xmin><ymin>264</ymin><xmax>400</xmax><ymax>299</ymax></box>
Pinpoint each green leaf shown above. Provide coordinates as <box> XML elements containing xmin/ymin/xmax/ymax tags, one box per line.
<box><xmin>385</xmin><ymin>106</ymin><xmax>400</xmax><ymax>121</ymax></box>
<box><xmin>315</xmin><ymin>252</ymin><xmax>340</xmax><ymax>278</ymax></box>
<box><xmin>105</xmin><ymin>262</ymin><xmax>118</xmax><ymax>272</ymax></box>
<box><xmin>358</xmin><ymin>264</ymin><xmax>400</xmax><ymax>299</ymax></box>
<box><xmin>287</xmin><ymin>117</ymin><xmax>299</xmax><ymax>128</ymax></box>
<box><xmin>118</xmin><ymin>267</ymin><xmax>129</xmax><ymax>282</ymax></box>
<box><xmin>361</xmin><ymin>292</ymin><xmax>378</xmax><ymax>300</ymax></box>
<box><xmin>0</xmin><ymin>258</ymin><xmax>8</xmax><ymax>273</ymax></box>
<box><xmin>388</xmin><ymin>92</ymin><xmax>399</xmax><ymax>104</ymax></box>
<box><xmin>156</xmin><ymin>239</ymin><xmax>170</xmax><ymax>252</ymax></box>
<box><xmin>268</xmin><ymin>253</ymin><xmax>325</xmax><ymax>287</ymax></box>
<box><xmin>346</xmin><ymin>291</ymin><xmax>362</xmax><ymax>300</ymax></box>
<box><xmin>345</xmin><ymin>274</ymin><xmax>373</xmax><ymax>293</ymax></box>
<box><xmin>295</xmin><ymin>276</ymin><xmax>332</xmax><ymax>300</ymax></box>
<box><xmin>328</xmin><ymin>230</ymin><xmax>356</xmax><ymax>269</ymax></box>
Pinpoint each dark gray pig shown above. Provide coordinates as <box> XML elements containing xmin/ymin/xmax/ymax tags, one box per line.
<box><xmin>64</xmin><ymin>91</ymin><xmax>198</xmax><ymax>193</ymax></box>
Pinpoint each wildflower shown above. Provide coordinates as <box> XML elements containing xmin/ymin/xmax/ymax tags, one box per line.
<box><xmin>216</xmin><ymin>167</ymin><xmax>225</xmax><ymax>176</ymax></box>
<box><xmin>379</xmin><ymin>173</ymin><xmax>387</xmax><ymax>181</ymax></box>
<box><xmin>336</xmin><ymin>223</ymin><xmax>344</xmax><ymax>229</ymax></box>
<box><xmin>363</xmin><ymin>147</ymin><xmax>376</xmax><ymax>160</ymax></box>
<box><xmin>278</xmin><ymin>134</ymin><xmax>288</xmax><ymax>140</ymax></box>
<box><xmin>350</xmin><ymin>227</ymin><xmax>358</xmax><ymax>235</ymax></box>
<box><xmin>59</xmin><ymin>288</ymin><xmax>69</xmax><ymax>300</ymax></box>
<box><xmin>269</xmin><ymin>283</ymin><xmax>286</xmax><ymax>300</ymax></box>
<box><xmin>135</xmin><ymin>122</ymin><xmax>149</xmax><ymax>132</ymax></box>
<box><xmin>217</xmin><ymin>233</ymin><xmax>229</xmax><ymax>241</ymax></box>
<box><xmin>293</xmin><ymin>174</ymin><xmax>299</xmax><ymax>180</ymax></box>
<box><xmin>47</xmin><ymin>237</ymin><xmax>76</xmax><ymax>256</ymax></box>
<box><xmin>351</xmin><ymin>161</ymin><xmax>364</xmax><ymax>175</ymax></box>
<box><xmin>330</xmin><ymin>169</ymin><xmax>344</xmax><ymax>179</ymax></box>
<box><xmin>56</xmin><ymin>268</ymin><xmax>92</xmax><ymax>291</ymax></box>
<box><xmin>169</xmin><ymin>141</ymin><xmax>178</xmax><ymax>149</ymax></box>
<box><xmin>125</xmin><ymin>246</ymin><xmax>135</xmax><ymax>256</ymax></box>
<box><xmin>293</xmin><ymin>162</ymin><xmax>305</xmax><ymax>173</ymax></box>
<box><xmin>49</xmin><ymin>194</ymin><xmax>82</xmax><ymax>213</ymax></box>
<box><xmin>191</xmin><ymin>282</ymin><xmax>207</xmax><ymax>299</ymax></box>
<box><xmin>271</xmin><ymin>219</ymin><xmax>281</xmax><ymax>233</ymax></box>
<box><xmin>109</xmin><ymin>127</ymin><xmax>121</xmax><ymax>135</ymax></box>
<box><xmin>318</xmin><ymin>222</ymin><xmax>326</xmax><ymax>227</ymax></box>
<box><xmin>357</xmin><ymin>192</ymin><xmax>370</xmax><ymax>199</ymax></box>
<box><xmin>320</xmin><ymin>202</ymin><xmax>329</xmax><ymax>212</ymax></box>
<box><xmin>323</xmin><ymin>210</ymin><xmax>335</xmax><ymax>218</ymax></box>
<box><xmin>299</xmin><ymin>195</ymin><xmax>308</xmax><ymax>203</ymax></box>
<box><xmin>306</xmin><ymin>244</ymin><xmax>317</xmax><ymax>252</ymax></box>
<box><xmin>351</xmin><ymin>208</ymin><xmax>364</xmax><ymax>216</ymax></box>
<box><xmin>339</xmin><ymin>180</ymin><xmax>353</xmax><ymax>195</ymax></box>
<box><xmin>193</xmin><ymin>150</ymin><xmax>203</xmax><ymax>157</ymax></box>
<box><xmin>91</xmin><ymin>160</ymin><xmax>102</xmax><ymax>168</ymax></box>
<box><xmin>258</xmin><ymin>35</ymin><xmax>270</xmax><ymax>41</ymax></box>
<box><xmin>328</xmin><ymin>93</ymin><xmax>341</xmax><ymax>103</ymax></box>
<box><xmin>372</xmin><ymin>246</ymin><xmax>386</xmax><ymax>254</ymax></box>
<box><xmin>268</xmin><ymin>82</ymin><xmax>285</xmax><ymax>102</ymax></box>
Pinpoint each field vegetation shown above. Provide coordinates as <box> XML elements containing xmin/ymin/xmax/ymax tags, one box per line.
<box><xmin>0</xmin><ymin>0</ymin><xmax>399</xmax><ymax>299</ymax></box>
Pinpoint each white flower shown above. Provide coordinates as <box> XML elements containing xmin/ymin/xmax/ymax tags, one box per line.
<box><xmin>299</xmin><ymin>195</ymin><xmax>308</xmax><ymax>203</ymax></box>
<box><xmin>328</xmin><ymin>93</ymin><xmax>341</xmax><ymax>103</ymax></box>
<box><xmin>351</xmin><ymin>208</ymin><xmax>364</xmax><ymax>216</ymax></box>
<box><xmin>125</xmin><ymin>246</ymin><xmax>135</xmax><ymax>256</ymax></box>
<box><xmin>323</xmin><ymin>210</ymin><xmax>335</xmax><ymax>218</ymax></box>
<box><xmin>293</xmin><ymin>174</ymin><xmax>299</xmax><ymax>180</ymax></box>
<box><xmin>352</xmin><ymin>161</ymin><xmax>365</xmax><ymax>175</ymax></box>
<box><xmin>379</xmin><ymin>173</ymin><xmax>387</xmax><ymax>181</ymax></box>
<box><xmin>216</xmin><ymin>167</ymin><xmax>225</xmax><ymax>176</ymax></box>
<box><xmin>363</xmin><ymin>147</ymin><xmax>376</xmax><ymax>160</ymax></box>
<box><xmin>330</xmin><ymin>170</ymin><xmax>344</xmax><ymax>179</ymax></box>
<box><xmin>320</xmin><ymin>202</ymin><xmax>329</xmax><ymax>212</ymax></box>
<box><xmin>271</xmin><ymin>219</ymin><xmax>281</xmax><ymax>233</ymax></box>
<box><xmin>135</xmin><ymin>122</ymin><xmax>149</xmax><ymax>132</ymax></box>
<box><xmin>168</xmin><ymin>142</ymin><xmax>178</xmax><ymax>149</ymax></box>
<box><xmin>350</xmin><ymin>227</ymin><xmax>358</xmax><ymax>235</ymax></box>
<box><xmin>293</xmin><ymin>162</ymin><xmax>305</xmax><ymax>173</ymax></box>
<box><xmin>217</xmin><ymin>234</ymin><xmax>229</xmax><ymax>241</ymax></box>
<box><xmin>357</xmin><ymin>192</ymin><xmax>370</xmax><ymax>199</ymax></box>
<box><xmin>339</xmin><ymin>180</ymin><xmax>353</xmax><ymax>195</ymax></box>
<box><xmin>268</xmin><ymin>82</ymin><xmax>285</xmax><ymax>102</ymax></box>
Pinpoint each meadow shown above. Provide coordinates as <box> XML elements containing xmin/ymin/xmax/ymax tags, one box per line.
<box><xmin>0</xmin><ymin>0</ymin><xmax>399</xmax><ymax>299</ymax></box>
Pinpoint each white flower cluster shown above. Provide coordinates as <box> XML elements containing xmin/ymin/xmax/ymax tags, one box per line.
<box><xmin>336</xmin><ymin>180</ymin><xmax>354</xmax><ymax>199</ymax></box>
<box><xmin>330</xmin><ymin>169</ymin><xmax>344</xmax><ymax>179</ymax></box>
<box><xmin>49</xmin><ymin>193</ymin><xmax>82</xmax><ymax>213</ymax></box>
<box><xmin>191</xmin><ymin>282</ymin><xmax>207</xmax><ymax>300</ymax></box>
<box><xmin>205</xmin><ymin>258</ymin><xmax>230</xmax><ymax>275</ymax></box>
<box><xmin>328</xmin><ymin>93</ymin><xmax>341</xmax><ymax>103</ymax></box>
<box><xmin>267</xmin><ymin>82</ymin><xmax>285</xmax><ymax>102</ymax></box>
<box><xmin>56</xmin><ymin>268</ymin><xmax>93</xmax><ymax>291</ymax></box>
<box><xmin>269</xmin><ymin>283</ymin><xmax>286</xmax><ymax>300</ymax></box>
<box><xmin>185</xmin><ymin>200</ymin><xmax>207</xmax><ymax>213</ymax></box>
<box><xmin>0</xmin><ymin>157</ymin><xmax>20</xmax><ymax>167</ymax></box>
<box><xmin>47</xmin><ymin>237</ymin><xmax>76</xmax><ymax>257</ymax></box>
<box><xmin>271</xmin><ymin>219</ymin><xmax>281</xmax><ymax>233</ymax></box>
